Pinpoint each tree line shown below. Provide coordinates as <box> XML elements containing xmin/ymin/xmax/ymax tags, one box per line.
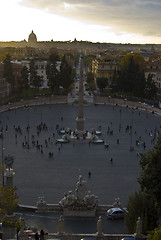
<box><xmin>124</xmin><ymin>133</ymin><xmax>161</xmax><ymax>239</ymax></box>
<box><xmin>3</xmin><ymin>53</ymin><xmax>75</xmax><ymax>95</ymax></box>
<box><xmin>96</xmin><ymin>53</ymin><xmax>157</xmax><ymax>100</ymax></box>
<box><xmin>3</xmin><ymin>52</ymin><xmax>158</xmax><ymax>101</ymax></box>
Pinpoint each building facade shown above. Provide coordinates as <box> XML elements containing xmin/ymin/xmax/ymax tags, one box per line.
<box><xmin>145</xmin><ymin>59</ymin><xmax>161</xmax><ymax>89</ymax></box>
<box><xmin>92</xmin><ymin>57</ymin><xmax>120</xmax><ymax>86</ymax></box>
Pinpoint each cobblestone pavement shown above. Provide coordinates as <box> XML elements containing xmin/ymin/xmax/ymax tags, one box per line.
<box><xmin>0</xmin><ymin>102</ymin><xmax>161</xmax><ymax>208</ymax></box>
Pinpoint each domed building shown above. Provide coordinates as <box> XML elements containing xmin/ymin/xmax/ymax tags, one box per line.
<box><xmin>28</xmin><ymin>30</ymin><xmax>37</xmax><ymax>43</ymax></box>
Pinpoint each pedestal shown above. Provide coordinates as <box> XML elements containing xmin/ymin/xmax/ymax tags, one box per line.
<box><xmin>76</xmin><ymin>117</ymin><xmax>85</xmax><ymax>137</ymax></box>
<box><xmin>4</xmin><ymin>168</ymin><xmax>15</xmax><ymax>187</ymax></box>
<box><xmin>63</xmin><ymin>208</ymin><xmax>96</xmax><ymax>217</ymax></box>
<box><xmin>2</xmin><ymin>214</ymin><xmax>17</xmax><ymax>240</ymax></box>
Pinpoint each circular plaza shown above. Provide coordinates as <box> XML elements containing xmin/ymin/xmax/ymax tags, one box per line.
<box><xmin>0</xmin><ymin>101</ymin><xmax>160</xmax><ymax>207</ymax></box>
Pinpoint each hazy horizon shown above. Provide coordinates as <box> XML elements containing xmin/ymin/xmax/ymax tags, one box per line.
<box><xmin>1</xmin><ymin>0</ymin><xmax>161</xmax><ymax>45</ymax></box>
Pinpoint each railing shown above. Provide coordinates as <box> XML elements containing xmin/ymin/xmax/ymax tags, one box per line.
<box><xmin>94</xmin><ymin>96</ymin><xmax>161</xmax><ymax>115</ymax></box>
<box><xmin>27</xmin><ymin>232</ymin><xmax>135</xmax><ymax>240</ymax></box>
<box><xmin>0</xmin><ymin>96</ymin><xmax>68</xmax><ymax>113</ymax></box>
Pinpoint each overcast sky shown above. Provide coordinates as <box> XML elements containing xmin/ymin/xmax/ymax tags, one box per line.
<box><xmin>1</xmin><ymin>0</ymin><xmax>161</xmax><ymax>44</ymax></box>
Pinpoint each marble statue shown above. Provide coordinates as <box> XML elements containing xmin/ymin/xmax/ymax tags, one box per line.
<box><xmin>58</xmin><ymin>215</ymin><xmax>64</xmax><ymax>234</ymax></box>
<box><xmin>4</xmin><ymin>155</ymin><xmax>14</xmax><ymax>170</ymax></box>
<box><xmin>59</xmin><ymin>175</ymin><xmax>98</xmax><ymax>211</ymax></box>
<box><xmin>97</xmin><ymin>216</ymin><xmax>103</xmax><ymax>235</ymax></box>
<box><xmin>135</xmin><ymin>217</ymin><xmax>142</xmax><ymax>237</ymax></box>
<box><xmin>75</xmin><ymin>175</ymin><xmax>86</xmax><ymax>202</ymax></box>
<box><xmin>112</xmin><ymin>197</ymin><xmax>122</xmax><ymax>208</ymax></box>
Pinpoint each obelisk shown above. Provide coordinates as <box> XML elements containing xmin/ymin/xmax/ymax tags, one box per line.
<box><xmin>76</xmin><ymin>56</ymin><xmax>85</xmax><ymax>137</ymax></box>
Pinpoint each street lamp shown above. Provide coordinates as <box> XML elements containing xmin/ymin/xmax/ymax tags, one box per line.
<box><xmin>26</xmin><ymin>106</ymin><xmax>32</xmax><ymax>149</ymax></box>
<box><xmin>0</xmin><ymin>124</ymin><xmax>5</xmax><ymax>186</ymax></box>
<box><xmin>154</xmin><ymin>127</ymin><xmax>157</xmax><ymax>141</ymax></box>
<box><xmin>112</xmin><ymin>98</ymin><xmax>114</xmax><ymax>111</ymax></box>
<box><xmin>145</xmin><ymin>108</ymin><xmax>148</xmax><ymax>119</ymax></box>
<box><xmin>40</xmin><ymin>104</ymin><xmax>42</xmax><ymax>123</ymax></box>
<box><xmin>130</xmin><ymin>108</ymin><xmax>134</xmax><ymax>151</ymax></box>
<box><xmin>35</xmin><ymin>96</ymin><xmax>39</xmax><ymax>105</ymax></box>
<box><xmin>119</xmin><ymin>109</ymin><xmax>122</xmax><ymax>131</ymax></box>
<box><xmin>50</xmin><ymin>94</ymin><xmax>54</xmax><ymax>109</ymax></box>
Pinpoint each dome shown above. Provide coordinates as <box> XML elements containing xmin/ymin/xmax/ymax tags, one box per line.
<box><xmin>28</xmin><ymin>30</ymin><xmax>37</xmax><ymax>43</ymax></box>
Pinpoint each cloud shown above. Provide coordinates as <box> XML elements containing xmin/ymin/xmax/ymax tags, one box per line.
<box><xmin>21</xmin><ymin>0</ymin><xmax>161</xmax><ymax>39</ymax></box>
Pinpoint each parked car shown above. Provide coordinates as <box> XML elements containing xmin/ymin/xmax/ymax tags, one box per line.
<box><xmin>24</xmin><ymin>224</ymin><xmax>38</xmax><ymax>233</ymax></box>
<box><xmin>106</xmin><ymin>207</ymin><xmax>128</xmax><ymax>220</ymax></box>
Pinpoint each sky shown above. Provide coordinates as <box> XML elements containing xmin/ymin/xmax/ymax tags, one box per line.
<box><xmin>0</xmin><ymin>0</ymin><xmax>161</xmax><ymax>44</ymax></box>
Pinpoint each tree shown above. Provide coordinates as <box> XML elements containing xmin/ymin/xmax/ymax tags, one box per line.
<box><xmin>0</xmin><ymin>164</ymin><xmax>18</xmax><ymax>216</ymax></box>
<box><xmin>111</xmin><ymin>69</ymin><xmax>121</xmax><ymax>91</ymax></box>
<box><xmin>86</xmin><ymin>71</ymin><xmax>96</xmax><ymax>90</ymax></box>
<box><xmin>84</xmin><ymin>54</ymin><xmax>96</xmax><ymax>71</ymax></box>
<box><xmin>145</xmin><ymin>74</ymin><xmax>157</xmax><ymax>100</ymax></box>
<box><xmin>125</xmin><ymin>191</ymin><xmax>158</xmax><ymax>234</ymax></box>
<box><xmin>3</xmin><ymin>53</ymin><xmax>14</xmax><ymax>89</ymax></box>
<box><xmin>148</xmin><ymin>226</ymin><xmax>161</xmax><ymax>240</ymax></box>
<box><xmin>86</xmin><ymin>71</ymin><xmax>94</xmax><ymax>83</ymax></box>
<box><xmin>48</xmin><ymin>53</ymin><xmax>59</xmax><ymax>63</ymax></box>
<box><xmin>29</xmin><ymin>59</ymin><xmax>43</xmax><ymax>88</ymax></box>
<box><xmin>59</xmin><ymin>55</ymin><xmax>73</xmax><ymax>92</ymax></box>
<box><xmin>119</xmin><ymin>53</ymin><xmax>146</xmax><ymax>97</ymax></box>
<box><xmin>0</xmin><ymin>163</ymin><xmax>21</xmax><ymax>231</ymax></box>
<box><xmin>0</xmin><ymin>185</ymin><xmax>18</xmax><ymax>215</ymax></box>
<box><xmin>32</xmin><ymin>74</ymin><xmax>43</xmax><ymax>89</ymax></box>
<box><xmin>138</xmin><ymin>134</ymin><xmax>161</xmax><ymax>208</ymax></box>
<box><xmin>120</xmin><ymin>53</ymin><xmax>145</xmax><ymax>72</ymax></box>
<box><xmin>96</xmin><ymin>77</ymin><xmax>108</xmax><ymax>90</ymax></box>
<box><xmin>46</xmin><ymin>54</ymin><xmax>60</xmax><ymax>93</ymax></box>
<box><xmin>20</xmin><ymin>66</ymin><xmax>29</xmax><ymax>89</ymax></box>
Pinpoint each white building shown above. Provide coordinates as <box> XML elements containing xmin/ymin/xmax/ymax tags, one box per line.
<box><xmin>21</xmin><ymin>60</ymin><xmax>61</xmax><ymax>88</ymax></box>
<box><xmin>145</xmin><ymin>60</ymin><xmax>161</xmax><ymax>89</ymax></box>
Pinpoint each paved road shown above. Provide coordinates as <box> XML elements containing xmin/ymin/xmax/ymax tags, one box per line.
<box><xmin>16</xmin><ymin>211</ymin><xmax>126</xmax><ymax>234</ymax></box>
<box><xmin>0</xmin><ymin>102</ymin><xmax>161</xmax><ymax>233</ymax></box>
<box><xmin>1</xmin><ymin>103</ymin><xmax>160</xmax><ymax>205</ymax></box>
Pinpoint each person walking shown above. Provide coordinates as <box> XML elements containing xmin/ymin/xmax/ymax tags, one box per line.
<box><xmin>35</xmin><ymin>232</ymin><xmax>39</xmax><ymax>240</ymax></box>
<box><xmin>40</xmin><ymin>229</ymin><xmax>45</xmax><ymax>240</ymax></box>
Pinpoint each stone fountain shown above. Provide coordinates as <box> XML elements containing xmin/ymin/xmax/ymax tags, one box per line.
<box><xmin>59</xmin><ymin>175</ymin><xmax>98</xmax><ymax>217</ymax></box>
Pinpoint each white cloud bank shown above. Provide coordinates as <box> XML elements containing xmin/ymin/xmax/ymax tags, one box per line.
<box><xmin>1</xmin><ymin>0</ymin><xmax>161</xmax><ymax>43</ymax></box>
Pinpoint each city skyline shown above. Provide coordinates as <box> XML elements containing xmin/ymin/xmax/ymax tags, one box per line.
<box><xmin>1</xmin><ymin>0</ymin><xmax>161</xmax><ymax>44</ymax></box>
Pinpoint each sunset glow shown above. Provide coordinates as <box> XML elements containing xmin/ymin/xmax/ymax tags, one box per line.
<box><xmin>0</xmin><ymin>0</ymin><xmax>161</xmax><ymax>44</ymax></box>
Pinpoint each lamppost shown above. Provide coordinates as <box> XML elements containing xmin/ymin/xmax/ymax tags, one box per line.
<box><xmin>112</xmin><ymin>98</ymin><xmax>114</xmax><ymax>111</ymax></box>
<box><xmin>50</xmin><ymin>94</ymin><xmax>54</xmax><ymax>109</ymax></box>
<box><xmin>119</xmin><ymin>109</ymin><xmax>122</xmax><ymax>131</ymax></box>
<box><xmin>35</xmin><ymin>96</ymin><xmax>39</xmax><ymax>105</ymax></box>
<box><xmin>4</xmin><ymin>155</ymin><xmax>15</xmax><ymax>188</ymax></box>
<box><xmin>0</xmin><ymin>123</ymin><xmax>5</xmax><ymax>186</ymax></box>
<box><xmin>26</xmin><ymin>106</ymin><xmax>32</xmax><ymax>149</ymax></box>
<box><xmin>130</xmin><ymin>108</ymin><xmax>134</xmax><ymax>151</ymax></box>
<box><xmin>40</xmin><ymin>104</ymin><xmax>42</xmax><ymax>123</ymax></box>
<box><xmin>154</xmin><ymin>127</ymin><xmax>157</xmax><ymax>141</ymax></box>
<box><xmin>146</xmin><ymin>108</ymin><xmax>148</xmax><ymax>119</ymax></box>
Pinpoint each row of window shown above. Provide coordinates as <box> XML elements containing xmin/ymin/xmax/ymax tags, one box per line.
<box><xmin>100</xmin><ymin>65</ymin><xmax>161</xmax><ymax>71</ymax></box>
<box><xmin>100</xmin><ymin>66</ymin><xmax>117</xmax><ymax>70</ymax></box>
<box><xmin>35</xmin><ymin>65</ymin><xmax>46</xmax><ymax>70</ymax></box>
<box><xmin>151</xmin><ymin>74</ymin><xmax>161</xmax><ymax>81</ymax></box>
<box><xmin>149</xmin><ymin>66</ymin><xmax>159</xmax><ymax>70</ymax></box>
